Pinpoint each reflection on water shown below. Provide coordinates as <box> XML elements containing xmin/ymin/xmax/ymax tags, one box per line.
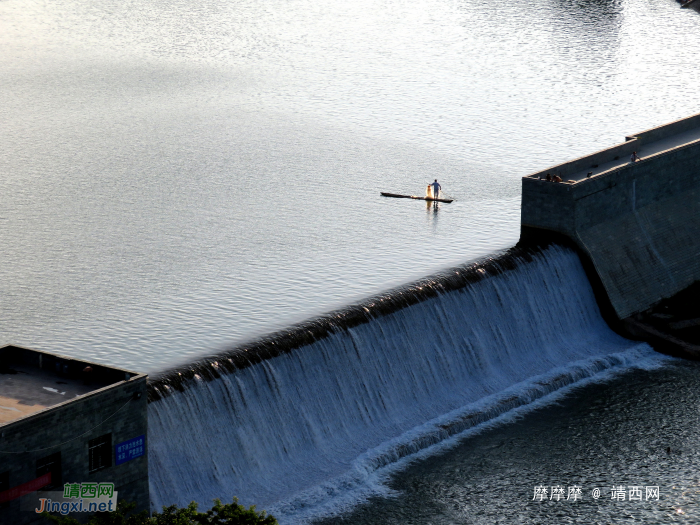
<box><xmin>0</xmin><ymin>0</ymin><xmax>699</xmax><ymax>370</ymax></box>
<box><xmin>425</xmin><ymin>200</ymin><xmax>440</xmax><ymax>230</ymax></box>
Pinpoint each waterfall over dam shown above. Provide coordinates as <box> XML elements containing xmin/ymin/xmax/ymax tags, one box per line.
<box><xmin>147</xmin><ymin>244</ymin><xmax>654</xmax><ymax>520</ymax></box>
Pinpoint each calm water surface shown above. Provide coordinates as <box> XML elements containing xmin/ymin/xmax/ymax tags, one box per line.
<box><xmin>1</xmin><ymin>0</ymin><xmax>699</xmax><ymax>370</ymax></box>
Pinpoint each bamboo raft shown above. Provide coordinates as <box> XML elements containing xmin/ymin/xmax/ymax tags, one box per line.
<box><xmin>381</xmin><ymin>192</ymin><xmax>454</xmax><ymax>203</ymax></box>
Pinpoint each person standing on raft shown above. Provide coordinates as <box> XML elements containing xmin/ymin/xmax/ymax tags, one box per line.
<box><xmin>430</xmin><ymin>179</ymin><xmax>441</xmax><ymax>199</ymax></box>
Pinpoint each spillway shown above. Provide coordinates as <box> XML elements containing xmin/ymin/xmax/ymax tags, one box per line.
<box><xmin>147</xmin><ymin>244</ymin><xmax>654</xmax><ymax>521</ymax></box>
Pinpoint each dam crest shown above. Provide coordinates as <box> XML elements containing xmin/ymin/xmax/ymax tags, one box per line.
<box><xmin>147</xmin><ymin>245</ymin><xmax>654</xmax><ymax>518</ymax></box>
<box><xmin>522</xmin><ymin>112</ymin><xmax>700</xmax><ymax>320</ymax></box>
<box><xmin>147</xmin><ymin>113</ymin><xmax>700</xmax><ymax>521</ymax></box>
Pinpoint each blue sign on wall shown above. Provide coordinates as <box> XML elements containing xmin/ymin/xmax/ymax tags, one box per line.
<box><xmin>115</xmin><ymin>435</ymin><xmax>145</xmax><ymax>465</ymax></box>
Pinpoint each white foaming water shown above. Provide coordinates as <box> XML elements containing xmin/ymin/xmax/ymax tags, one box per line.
<box><xmin>147</xmin><ymin>245</ymin><xmax>655</xmax><ymax>521</ymax></box>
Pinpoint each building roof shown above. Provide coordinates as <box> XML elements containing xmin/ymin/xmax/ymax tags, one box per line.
<box><xmin>0</xmin><ymin>345</ymin><xmax>141</xmax><ymax>427</ymax></box>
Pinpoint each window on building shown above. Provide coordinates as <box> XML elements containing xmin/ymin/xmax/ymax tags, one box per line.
<box><xmin>88</xmin><ymin>434</ymin><xmax>112</xmax><ymax>473</ymax></box>
<box><xmin>0</xmin><ymin>470</ymin><xmax>9</xmax><ymax>508</ymax></box>
<box><xmin>36</xmin><ymin>452</ymin><xmax>62</xmax><ymax>490</ymax></box>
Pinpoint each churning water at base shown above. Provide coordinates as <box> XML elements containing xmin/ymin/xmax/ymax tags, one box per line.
<box><xmin>147</xmin><ymin>245</ymin><xmax>653</xmax><ymax>522</ymax></box>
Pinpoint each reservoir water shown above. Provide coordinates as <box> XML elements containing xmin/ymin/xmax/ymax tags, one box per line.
<box><xmin>1</xmin><ymin>0</ymin><xmax>699</xmax><ymax>371</ymax></box>
<box><xmin>2</xmin><ymin>0</ymin><xmax>700</xmax><ymax>522</ymax></box>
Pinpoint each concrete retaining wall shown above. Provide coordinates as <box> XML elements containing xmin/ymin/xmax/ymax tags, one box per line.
<box><xmin>521</xmin><ymin>114</ymin><xmax>700</xmax><ymax>319</ymax></box>
<box><xmin>0</xmin><ymin>375</ymin><xmax>148</xmax><ymax>524</ymax></box>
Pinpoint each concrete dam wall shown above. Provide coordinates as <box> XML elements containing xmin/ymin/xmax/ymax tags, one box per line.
<box><xmin>147</xmin><ymin>244</ymin><xmax>655</xmax><ymax>520</ymax></box>
<box><xmin>521</xmin><ymin>113</ymin><xmax>700</xmax><ymax>320</ymax></box>
<box><xmin>144</xmin><ymin>115</ymin><xmax>699</xmax><ymax>520</ymax></box>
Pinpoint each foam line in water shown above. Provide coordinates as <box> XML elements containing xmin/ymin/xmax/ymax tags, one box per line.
<box><xmin>271</xmin><ymin>345</ymin><xmax>668</xmax><ymax>524</ymax></box>
<box><xmin>147</xmin><ymin>244</ymin><xmax>654</xmax><ymax>519</ymax></box>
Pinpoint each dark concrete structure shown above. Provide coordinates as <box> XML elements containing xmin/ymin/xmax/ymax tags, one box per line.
<box><xmin>0</xmin><ymin>345</ymin><xmax>148</xmax><ymax>524</ymax></box>
<box><xmin>521</xmin><ymin>113</ymin><xmax>700</xmax><ymax>320</ymax></box>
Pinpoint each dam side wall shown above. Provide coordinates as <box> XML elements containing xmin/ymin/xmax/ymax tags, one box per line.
<box><xmin>521</xmin><ymin>114</ymin><xmax>700</xmax><ymax>320</ymax></box>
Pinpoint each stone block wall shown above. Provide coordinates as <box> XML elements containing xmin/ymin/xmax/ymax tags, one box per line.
<box><xmin>0</xmin><ymin>374</ymin><xmax>148</xmax><ymax>525</ymax></box>
<box><xmin>521</xmin><ymin>118</ymin><xmax>700</xmax><ymax>319</ymax></box>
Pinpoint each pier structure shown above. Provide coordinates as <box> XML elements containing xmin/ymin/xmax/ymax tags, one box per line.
<box><xmin>521</xmin><ymin>113</ymin><xmax>700</xmax><ymax>320</ymax></box>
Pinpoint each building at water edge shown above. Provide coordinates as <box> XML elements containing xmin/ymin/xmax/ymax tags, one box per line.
<box><xmin>0</xmin><ymin>345</ymin><xmax>148</xmax><ymax>524</ymax></box>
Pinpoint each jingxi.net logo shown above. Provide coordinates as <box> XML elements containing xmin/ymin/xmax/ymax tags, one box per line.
<box><xmin>29</xmin><ymin>482</ymin><xmax>117</xmax><ymax>515</ymax></box>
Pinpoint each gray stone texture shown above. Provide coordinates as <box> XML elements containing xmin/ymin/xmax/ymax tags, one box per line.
<box><xmin>521</xmin><ymin>114</ymin><xmax>700</xmax><ymax>319</ymax></box>
<box><xmin>0</xmin><ymin>373</ymin><xmax>148</xmax><ymax>525</ymax></box>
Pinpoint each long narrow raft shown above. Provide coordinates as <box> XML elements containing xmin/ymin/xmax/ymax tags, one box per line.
<box><xmin>381</xmin><ymin>192</ymin><xmax>454</xmax><ymax>203</ymax></box>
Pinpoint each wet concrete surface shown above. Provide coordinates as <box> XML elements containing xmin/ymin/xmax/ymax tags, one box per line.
<box><xmin>0</xmin><ymin>364</ymin><xmax>110</xmax><ymax>425</ymax></box>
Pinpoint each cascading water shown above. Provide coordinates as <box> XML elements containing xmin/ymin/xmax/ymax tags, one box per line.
<box><xmin>147</xmin><ymin>244</ymin><xmax>654</xmax><ymax>522</ymax></box>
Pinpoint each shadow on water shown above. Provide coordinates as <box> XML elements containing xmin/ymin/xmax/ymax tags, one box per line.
<box><xmin>545</xmin><ymin>0</ymin><xmax>624</xmax><ymax>65</ymax></box>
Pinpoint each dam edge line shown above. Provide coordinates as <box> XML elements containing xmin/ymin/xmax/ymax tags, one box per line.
<box><xmin>147</xmin><ymin>112</ymin><xmax>700</xmax><ymax>402</ymax></box>
<box><xmin>146</xmin><ymin>242</ymin><xmax>562</xmax><ymax>402</ymax></box>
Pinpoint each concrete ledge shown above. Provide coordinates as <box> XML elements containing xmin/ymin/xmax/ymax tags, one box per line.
<box><xmin>623</xmin><ymin>318</ymin><xmax>700</xmax><ymax>360</ymax></box>
<box><xmin>627</xmin><ymin>111</ymin><xmax>700</xmax><ymax>145</ymax></box>
<box><xmin>520</xmin><ymin>113</ymin><xmax>700</xmax><ymax>319</ymax></box>
<box><xmin>525</xmin><ymin>112</ymin><xmax>700</xmax><ymax>184</ymax></box>
<box><xmin>526</xmin><ymin>138</ymin><xmax>640</xmax><ymax>181</ymax></box>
